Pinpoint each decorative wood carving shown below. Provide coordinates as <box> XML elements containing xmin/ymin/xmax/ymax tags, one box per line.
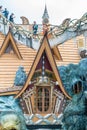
<box><xmin>21</xmin><ymin>87</ymin><xmax>34</xmax><ymax>114</ymax></box>
<box><xmin>54</xmin><ymin>89</ymin><xmax>65</xmax><ymax>114</ymax></box>
<box><xmin>23</xmin><ymin>97</ymin><xmax>32</xmax><ymax>114</ymax></box>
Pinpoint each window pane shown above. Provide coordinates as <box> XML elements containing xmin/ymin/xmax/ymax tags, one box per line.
<box><xmin>37</xmin><ymin>87</ymin><xmax>50</xmax><ymax>112</ymax></box>
<box><xmin>37</xmin><ymin>88</ymin><xmax>42</xmax><ymax>111</ymax></box>
<box><xmin>44</xmin><ymin>88</ymin><xmax>49</xmax><ymax>111</ymax></box>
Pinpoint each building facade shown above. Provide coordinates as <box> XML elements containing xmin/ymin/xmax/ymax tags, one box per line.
<box><xmin>0</xmin><ymin>5</ymin><xmax>87</xmax><ymax>130</ymax></box>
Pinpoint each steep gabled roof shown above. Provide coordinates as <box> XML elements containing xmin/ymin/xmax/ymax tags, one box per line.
<box><xmin>0</xmin><ymin>31</ymin><xmax>22</xmax><ymax>59</ymax></box>
<box><xmin>52</xmin><ymin>46</ymin><xmax>62</xmax><ymax>60</ymax></box>
<box><xmin>15</xmin><ymin>33</ymin><xmax>71</xmax><ymax>99</ymax></box>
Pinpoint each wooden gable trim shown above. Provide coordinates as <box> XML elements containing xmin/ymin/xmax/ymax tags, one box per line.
<box><xmin>51</xmin><ymin>46</ymin><xmax>62</xmax><ymax>60</ymax></box>
<box><xmin>15</xmin><ymin>33</ymin><xmax>71</xmax><ymax>99</ymax></box>
<box><xmin>0</xmin><ymin>90</ymin><xmax>19</xmax><ymax>96</ymax></box>
<box><xmin>0</xmin><ymin>31</ymin><xmax>22</xmax><ymax>59</ymax></box>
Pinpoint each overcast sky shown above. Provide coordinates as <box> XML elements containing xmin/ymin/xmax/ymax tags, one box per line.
<box><xmin>0</xmin><ymin>0</ymin><xmax>87</xmax><ymax>25</ymax></box>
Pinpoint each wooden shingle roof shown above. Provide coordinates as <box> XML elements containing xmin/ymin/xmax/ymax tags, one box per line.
<box><xmin>56</xmin><ymin>37</ymin><xmax>81</xmax><ymax>66</ymax></box>
<box><xmin>0</xmin><ymin>32</ymin><xmax>82</xmax><ymax>95</ymax></box>
<box><xmin>0</xmin><ymin>32</ymin><xmax>36</xmax><ymax>89</ymax></box>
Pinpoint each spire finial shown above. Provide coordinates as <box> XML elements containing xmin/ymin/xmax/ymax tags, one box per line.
<box><xmin>42</xmin><ymin>4</ymin><xmax>49</xmax><ymax>24</ymax></box>
<box><xmin>42</xmin><ymin>4</ymin><xmax>49</xmax><ymax>19</ymax></box>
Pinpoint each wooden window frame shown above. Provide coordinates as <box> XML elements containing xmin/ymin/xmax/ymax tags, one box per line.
<box><xmin>36</xmin><ymin>86</ymin><xmax>51</xmax><ymax>114</ymax></box>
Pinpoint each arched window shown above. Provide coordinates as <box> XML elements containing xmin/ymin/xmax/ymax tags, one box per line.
<box><xmin>73</xmin><ymin>81</ymin><xmax>82</xmax><ymax>94</ymax></box>
<box><xmin>36</xmin><ymin>86</ymin><xmax>50</xmax><ymax>113</ymax></box>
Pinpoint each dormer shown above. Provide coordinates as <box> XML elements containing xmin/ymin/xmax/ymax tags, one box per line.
<box><xmin>0</xmin><ymin>31</ymin><xmax>22</xmax><ymax>59</ymax></box>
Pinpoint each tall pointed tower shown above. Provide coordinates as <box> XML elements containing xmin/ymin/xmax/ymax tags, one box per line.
<box><xmin>42</xmin><ymin>4</ymin><xmax>49</xmax><ymax>25</ymax></box>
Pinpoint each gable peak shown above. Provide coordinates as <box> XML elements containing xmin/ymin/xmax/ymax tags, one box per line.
<box><xmin>0</xmin><ymin>31</ymin><xmax>22</xmax><ymax>59</ymax></box>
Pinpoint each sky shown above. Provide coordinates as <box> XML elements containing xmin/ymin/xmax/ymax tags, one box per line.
<box><xmin>0</xmin><ymin>0</ymin><xmax>87</xmax><ymax>25</ymax></box>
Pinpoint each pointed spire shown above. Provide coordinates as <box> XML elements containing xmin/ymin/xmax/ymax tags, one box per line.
<box><xmin>42</xmin><ymin>4</ymin><xmax>49</xmax><ymax>19</ymax></box>
<box><xmin>42</xmin><ymin>4</ymin><xmax>49</xmax><ymax>24</ymax></box>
